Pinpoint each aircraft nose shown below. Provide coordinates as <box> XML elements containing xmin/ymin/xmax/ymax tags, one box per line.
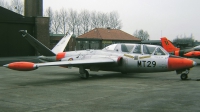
<box><xmin>3</xmin><ymin>64</ymin><xmax>8</xmax><ymax>68</ymax></box>
<box><xmin>193</xmin><ymin>61</ymin><xmax>197</xmax><ymax>66</ymax></box>
<box><xmin>168</xmin><ymin>57</ymin><xmax>195</xmax><ymax>70</ymax></box>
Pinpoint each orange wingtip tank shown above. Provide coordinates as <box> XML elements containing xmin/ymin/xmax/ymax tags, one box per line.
<box><xmin>168</xmin><ymin>57</ymin><xmax>196</xmax><ymax>70</ymax></box>
<box><xmin>3</xmin><ymin>62</ymin><xmax>38</xmax><ymax>71</ymax></box>
<box><xmin>184</xmin><ymin>51</ymin><xmax>200</xmax><ymax>57</ymax></box>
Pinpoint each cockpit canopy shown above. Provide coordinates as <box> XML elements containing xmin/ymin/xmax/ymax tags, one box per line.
<box><xmin>102</xmin><ymin>43</ymin><xmax>169</xmax><ymax>55</ymax></box>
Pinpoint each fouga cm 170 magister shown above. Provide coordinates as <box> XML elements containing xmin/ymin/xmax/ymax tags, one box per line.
<box><xmin>3</xmin><ymin>30</ymin><xmax>197</xmax><ymax>80</ymax></box>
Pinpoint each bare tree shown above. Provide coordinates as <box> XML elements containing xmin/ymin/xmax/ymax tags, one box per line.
<box><xmin>0</xmin><ymin>0</ymin><xmax>9</xmax><ymax>8</ymax></box>
<box><xmin>59</xmin><ymin>8</ymin><xmax>68</xmax><ymax>34</ymax></box>
<box><xmin>79</xmin><ymin>10</ymin><xmax>91</xmax><ymax>33</ymax></box>
<box><xmin>90</xmin><ymin>11</ymin><xmax>122</xmax><ymax>30</ymax></box>
<box><xmin>90</xmin><ymin>11</ymin><xmax>99</xmax><ymax>28</ymax></box>
<box><xmin>134</xmin><ymin>29</ymin><xmax>150</xmax><ymax>40</ymax></box>
<box><xmin>76</xmin><ymin>14</ymin><xmax>83</xmax><ymax>36</ymax></box>
<box><xmin>10</xmin><ymin>0</ymin><xmax>24</xmax><ymax>15</ymax></box>
<box><xmin>51</xmin><ymin>10</ymin><xmax>61</xmax><ymax>34</ymax></box>
<box><xmin>43</xmin><ymin>7</ymin><xmax>123</xmax><ymax>35</ymax></box>
<box><xmin>97</xmin><ymin>12</ymin><xmax>109</xmax><ymax>28</ymax></box>
<box><xmin>0</xmin><ymin>0</ymin><xmax>23</xmax><ymax>15</ymax></box>
<box><xmin>108</xmin><ymin>11</ymin><xmax>122</xmax><ymax>29</ymax></box>
<box><xmin>44</xmin><ymin>7</ymin><xmax>54</xmax><ymax>33</ymax></box>
<box><xmin>68</xmin><ymin>9</ymin><xmax>78</xmax><ymax>34</ymax></box>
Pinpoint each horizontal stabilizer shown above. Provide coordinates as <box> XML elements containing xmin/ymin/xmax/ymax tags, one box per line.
<box><xmin>19</xmin><ymin>30</ymin><xmax>55</xmax><ymax>56</ymax></box>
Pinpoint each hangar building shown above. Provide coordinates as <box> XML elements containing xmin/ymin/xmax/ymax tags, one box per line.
<box><xmin>0</xmin><ymin>0</ymin><xmax>49</xmax><ymax>57</ymax></box>
<box><xmin>76</xmin><ymin>28</ymin><xmax>141</xmax><ymax>50</ymax></box>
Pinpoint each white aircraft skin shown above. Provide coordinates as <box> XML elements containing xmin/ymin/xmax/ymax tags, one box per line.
<box><xmin>3</xmin><ymin>31</ymin><xmax>197</xmax><ymax>80</ymax></box>
<box><xmin>40</xmin><ymin>46</ymin><xmax>169</xmax><ymax>73</ymax></box>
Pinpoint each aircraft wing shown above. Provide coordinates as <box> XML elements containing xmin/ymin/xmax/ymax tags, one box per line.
<box><xmin>4</xmin><ymin>57</ymin><xmax>119</xmax><ymax>71</ymax></box>
<box><xmin>36</xmin><ymin>58</ymin><xmax>116</xmax><ymax>67</ymax></box>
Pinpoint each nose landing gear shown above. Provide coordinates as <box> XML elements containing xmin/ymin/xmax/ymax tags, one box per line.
<box><xmin>180</xmin><ymin>69</ymin><xmax>189</xmax><ymax>80</ymax></box>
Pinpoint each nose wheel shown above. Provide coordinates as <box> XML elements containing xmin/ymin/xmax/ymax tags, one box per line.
<box><xmin>180</xmin><ymin>69</ymin><xmax>189</xmax><ymax>80</ymax></box>
<box><xmin>180</xmin><ymin>73</ymin><xmax>188</xmax><ymax>80</ymax></box>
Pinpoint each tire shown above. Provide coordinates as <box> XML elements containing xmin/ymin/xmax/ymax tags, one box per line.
<box><xmin>80</xmin><ymin>70</ymin><xmax>89</xmax><ymax>79</ymax></box>
<box><xmin>84</xmin><ymin>70</ymin><xmax>89</xmax><ymax>79</ymax></box>
<box><xmin>181</xmin><ymin>73</ymin><xmax>188</xmax><ymax>80</ymax></box>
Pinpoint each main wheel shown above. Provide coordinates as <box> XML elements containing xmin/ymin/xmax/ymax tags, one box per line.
<box><xmin>80</xmin><ymin>70</ymin><xmax>89</xmax><ymax>79</ymax></box>
<box><xmin>180</xmin><ymin>73</ymin><xmax>188</xmax><ymax>80</ymax></box>
<box><xmin>84</xmin><ymin>70</ymin><xmax>89</xmax><ymax>79</ymax></box>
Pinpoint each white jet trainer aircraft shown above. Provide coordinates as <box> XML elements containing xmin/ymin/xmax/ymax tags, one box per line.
<box><xmin>4</xmin><ymin>30</ymin><xmax>197</xmax><ymax>80</ymax></box>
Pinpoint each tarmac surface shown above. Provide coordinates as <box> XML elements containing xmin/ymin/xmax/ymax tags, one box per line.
<box><xmin>0</xmin><ymin>56</ymin><xmax>39</xmax><ymax>66</ymax></box>
<box><xmin>0</xmin><ymin>57</ymin><xmax>200</xmax><ymax>112</ymax></box>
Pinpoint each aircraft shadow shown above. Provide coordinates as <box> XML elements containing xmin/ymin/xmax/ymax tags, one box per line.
<box><xmin>15</xmin><ymin>72</ymin><xmax>160</xmax><ymax>87</ymax></box>
<box><xmin>16</xmin><ymin>78</ymin><xmax>81</xmax><ymax>86</ymax></box>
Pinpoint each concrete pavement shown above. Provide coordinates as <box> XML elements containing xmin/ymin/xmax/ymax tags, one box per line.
<box><xmin>0</xmin><ymin>65</ymin><xmax>200</xmax><ymax>112</ymax></box>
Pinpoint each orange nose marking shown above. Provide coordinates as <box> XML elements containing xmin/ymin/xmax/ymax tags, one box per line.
<box><xmin>168</xmin><ymin>57</ymin><xmax>193</xmax><ymax>70</ymax></box>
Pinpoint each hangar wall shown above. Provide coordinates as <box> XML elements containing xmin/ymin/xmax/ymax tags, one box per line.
<box><xmin>0</xmin><ymin>7</ymin><xmax>35</xmax><ymax>57</ymax></box>
<box><xmin>0</xmin><ymin>0</ymin><xmax>50</xmax><ymax>57</ymax></box>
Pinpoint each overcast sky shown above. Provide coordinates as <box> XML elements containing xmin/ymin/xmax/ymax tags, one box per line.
<box><xmin>43</xmin><ymin>0</ymin><xmax>200</xmax><ymax>40</ymax></box>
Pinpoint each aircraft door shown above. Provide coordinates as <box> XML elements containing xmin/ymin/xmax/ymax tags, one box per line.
<box><xmin>132</xmin><ymin>44</ymin><xmax>152</xmax><ymax>72</ymax></box>
<box><xmin>151</xmin><ymin>47</ymin><xmax>168</xmax><ymax>72</ymax></box>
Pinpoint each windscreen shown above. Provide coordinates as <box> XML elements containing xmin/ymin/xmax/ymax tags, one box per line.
<box><xmin>102</xmin><ymin>44</ymin><xmax>117</xmax><ymax>51</ymax></box>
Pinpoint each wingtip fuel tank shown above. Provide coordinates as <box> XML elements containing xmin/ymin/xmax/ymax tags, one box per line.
<box><xmin>3</xmin><ymin>62</ymin><xmax>38</xmax><ymax>71</ymax></box>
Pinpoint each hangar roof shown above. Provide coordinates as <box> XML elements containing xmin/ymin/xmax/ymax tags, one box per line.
<box><xmin>77</xmin><ymin>28</ymin><xmax>141</xmax><ymax>41</ymax></box>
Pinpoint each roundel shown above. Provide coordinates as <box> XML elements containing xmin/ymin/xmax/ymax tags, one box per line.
<box><xmin>68</xmin><ymin>58</ymin><xmax>73</xmax><ymax>61</ymax></box>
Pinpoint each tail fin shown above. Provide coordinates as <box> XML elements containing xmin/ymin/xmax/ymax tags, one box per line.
<box><xmin>51</xmin><ymin>32</ymin><xmax>73</xmax><ymax>54</ymax></box>
<box><xmin>161</xmin><ymin>37</ymin><xmax>180</xmax><ymax>52</ymax></box>
<box><xmin>19</xmin><ymin>30</ymin><xmax>55</xmax><ymax>56</ymax></box>
<box><xmin>19</xmin><ymin>30</ymin><xmax>73</xmax><ymax>56</ymax></box>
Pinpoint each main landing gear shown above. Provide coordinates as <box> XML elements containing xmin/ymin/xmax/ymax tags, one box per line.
<box><xmin>180</xmin><ymin>69</ymin><xmax>189</xmax><ymax>80</ymax></box>
<box><xmin>79</xmin><ymin>67</ymin><xmax>89</xmax><ymax>79</ymax></box>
